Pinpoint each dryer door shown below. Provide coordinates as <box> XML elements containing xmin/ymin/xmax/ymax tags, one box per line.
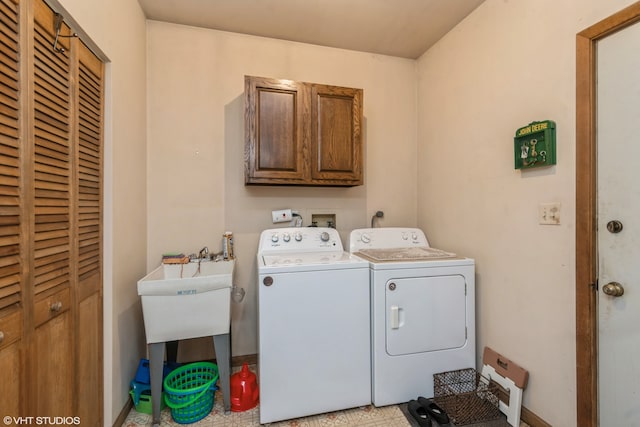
<box><xmin>385</xmin><ymin>275</ymin><xmax>467</xmax><ymax>356</ymax></box>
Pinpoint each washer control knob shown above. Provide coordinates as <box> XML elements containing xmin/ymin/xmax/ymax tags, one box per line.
<box><xmin>412</xmin><ymin>233</ymin><xmax>418</xmax><ymax>241</ymax></box>
<box><xmin>271</xmin><ymin>234</ymin><xmax>279</xmax><ymax>243</ymax></box>
<box><xmin>402</xmin><ymin>232</ymin><xmax>408</xmax><ymax>240</ymax></box>
<box><xmin>361</xmin><ymin>233</ymin><xmax>371</xmax><ymax>243</ymax></box>
<box><xmin>294</xmin><ymin>232</ymin><xmax>303</xmax><ymax>242</ymax></box>
<box><xmin>283</xmin><ymin>233</ymin><xmax>291</xmax><ymax>242</ymax></box>
<box><xmin>320</xmin><ymin>231</ymin><xmax>330</xmax><ymax>242</ymax></box>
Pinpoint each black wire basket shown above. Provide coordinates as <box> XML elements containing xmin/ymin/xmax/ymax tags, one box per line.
<box><xmin>433</xmin><ymin>368</ymin><xmax>502</xmax><ymax>425</ymax></box>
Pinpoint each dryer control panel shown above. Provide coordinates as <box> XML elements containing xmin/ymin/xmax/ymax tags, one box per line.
<box><xmin>350</xmin><ymin>228</ymin><xmax>429</xmax><ymax>252</ymax></box>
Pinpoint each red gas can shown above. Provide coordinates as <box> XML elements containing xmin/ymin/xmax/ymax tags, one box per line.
<box><xmin>230</xmin><ymin>363</ymin><xmax>259</xmax><ymax>412</ymax></box>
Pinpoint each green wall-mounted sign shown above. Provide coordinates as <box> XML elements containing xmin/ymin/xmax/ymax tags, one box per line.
<box><xmin>514</xmin><ymin>120</ymin><xmax>556</xmax><ymax>169</ymax></box>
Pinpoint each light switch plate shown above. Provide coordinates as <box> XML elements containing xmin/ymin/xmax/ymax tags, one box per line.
<box><xmin>539</xmin><ymin>203</ymin><xmax>561</xmax><ymax>225</ymax></box>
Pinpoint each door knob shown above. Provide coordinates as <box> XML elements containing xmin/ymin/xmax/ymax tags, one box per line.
<box><xmin>602</xmin><ymin>281</ymin><xmax>624</xmax><ymax>297</ymax></box>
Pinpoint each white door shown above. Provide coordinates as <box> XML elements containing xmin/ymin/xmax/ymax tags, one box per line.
<box><xmin>596</xmin><ymin>20</ymin><xmax>640</xmax><ymax>425</ymax></box>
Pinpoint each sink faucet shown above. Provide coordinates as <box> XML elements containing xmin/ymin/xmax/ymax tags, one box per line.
<box><xmin>198</xmin><ymin>246</ymin><xmax>209</xmax><ymax>259</ymax></box>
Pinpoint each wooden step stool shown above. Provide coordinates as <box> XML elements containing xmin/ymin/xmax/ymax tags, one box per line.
<box><xmin>480</xmin><ymin>347</ymin><xmax>529</xmax><ymax>427</ymax></box>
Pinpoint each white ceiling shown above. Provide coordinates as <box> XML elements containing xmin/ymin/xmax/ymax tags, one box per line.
<box><xmin>137</xmin><ymin>0</ymin><xmax>485</xmax><ymax>59</ymax></box>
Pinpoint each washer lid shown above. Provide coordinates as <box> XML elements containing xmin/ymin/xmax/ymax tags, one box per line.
<box><xmin>262</xmin><ymin>251</ymin><xmax>364</xmax><ymax>267</ymax></box>
<box><xmin>357</xmin><ymin>246</ymin><xmax>456</xmax><ymax>262</ymax></box>
<box><xmin>259</xmin><ymin>251</ymin><xmax>368</xmax><ymax>273</ymax></box>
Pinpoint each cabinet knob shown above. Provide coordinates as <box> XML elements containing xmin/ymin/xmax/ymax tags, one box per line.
<box><xmin>50</xmin><ymin>301</ymin><xmax>63</xmax><ymax>312</ymax></box>
<box><xmin>0</xmin><ymin>331</ymin><xmax>4</xmax><ymax>345</ymax></box>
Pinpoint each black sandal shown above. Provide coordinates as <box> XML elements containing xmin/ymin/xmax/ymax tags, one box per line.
<box><xmin>407</xmin><ymin>399</ymin><xmax>432</xmax><ymax>426</ymax></box>
<box><xmin>417</xmin><ymin>397</ymin><xmax>450</xmax><ymax>425</ymax></box>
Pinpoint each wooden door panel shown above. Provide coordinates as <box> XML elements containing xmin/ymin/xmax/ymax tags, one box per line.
<box><xmin>311</xmin><ymin>84</ymin><xmax>363</xmax><ymax>184</ymax></box>
<box><xmin>77</xmin><ymin>289</ymin><xmax>101</xmax><ymax>425</ymax></box>
<box><xmin>316</xmin><ymin>94</ymin><xmax>354</xmax><ymax>171</ymax></box>
<box><xmin>74</xmin><ymin>39</ymin><xmax>103</xmax><ymax>423</ymax></box>
<box><xmin>34</xmin><ymin>310</ymin><xmax>73</xmax><ymax>417</ymax></box>
<box><xmin>245</xmin><ymin>76</ymin><xmax>309</xmax><ymax>183</ymax></box>
<box><xmin>258</xmin><ymin>89</ymin><xmax>298</xmax><ymax>171</ymax></box>
<box><xmin>0</xmin><ymin>327</ymin><xmax>21</xmax><ymax>416</ymax></box>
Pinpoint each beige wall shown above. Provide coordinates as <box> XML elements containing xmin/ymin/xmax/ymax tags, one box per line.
<box><xmin>46</xmin><ymin>0</ymin><xmax>640</xmax><ymax>424</ymax></box>
<box><xmin>55</xmin><ymin>0</ymin><xmax>147</xmax><ymax>424</ymax></box>
<box><xmin>416</xmin><ymin>1</ymin><xmax>637</xmax><ymax>426</ymax></box>
<box><xmin>146</xmin><ymin>21</ymin><xmax>418</xmax><ymax>358</ymax></box>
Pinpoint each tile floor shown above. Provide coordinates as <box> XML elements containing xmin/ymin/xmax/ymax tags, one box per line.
<box><xmin>122</xmin><ymin>365</ymin><xmax>529</xmax><ymax>427</ymax></box>
<box><xmin>122</xmin><ymin>392</ymin><xmax>410</xmax><ymax>426</ymax></box>
<box><xmin>122</xmin><ymin>392</ymin><xmax>533</xmax><ymax>427</ymax></box>
<box><xmin>123</xmin><ymin>362</ymin><xmax>410</xmax><ymax>427</ymax></box>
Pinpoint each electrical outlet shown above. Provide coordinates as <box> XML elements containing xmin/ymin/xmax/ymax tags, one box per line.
<box><xmin>272</xmin><ymin>209</ymin><xmax>292</xmax><ymax>223</ymax></box>
<box><xmin>539</xmin><ymin>203</ymin><xmax>561</xmax><ymax>225</ymax></box>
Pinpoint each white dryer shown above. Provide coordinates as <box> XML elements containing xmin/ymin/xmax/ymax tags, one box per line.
<box><xmin>350</xmin><ymin>227</ymin><xmax>475</xmax><ymax>407</ymax></box>
<box><xmin>258</xmin><ymin>227</ymin><xmax>371</xmax><ymax>424</ymax></box>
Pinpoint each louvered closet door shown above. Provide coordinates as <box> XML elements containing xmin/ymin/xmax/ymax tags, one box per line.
<box><xmin>31</xmin><ymin>0</ymin><xmax>73</xmax><ymax>416</ymax></box>
<box><xmin>0</xmin><ymin>0</ymin><xmax>104</xmax><ymax>420</ymax></box>
<box><xmin>0</xmin><ymin>0</ymin><xmax>23</xmax><ymax>418</ymax></box>
<box><xmin>74</xmin><ymin>38</ymin><xmax>103</xmax><ymax>426</ymax></box>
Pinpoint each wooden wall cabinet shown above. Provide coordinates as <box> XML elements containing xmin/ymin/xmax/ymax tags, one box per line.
<box><xmin>245</xmin><ymin>76</ymin><xmax>363</xmax><ymax>186</ymax></box>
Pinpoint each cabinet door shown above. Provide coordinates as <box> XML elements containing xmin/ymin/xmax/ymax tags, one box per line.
<box><xmin>245</xmin><ymin>76</ymin><xmax>309</xmax><ymax>184</ymax></box>
<box><xmin>310</xmin><ymin>84</ymin><xmax>363</xmax><ymax>185</ymax></box>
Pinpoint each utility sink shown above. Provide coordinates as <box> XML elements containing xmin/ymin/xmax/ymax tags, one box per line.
<box><xmin>137</xmin><ymin>259</ymin><xmax>235</xmax><ymax>343</ymax></box>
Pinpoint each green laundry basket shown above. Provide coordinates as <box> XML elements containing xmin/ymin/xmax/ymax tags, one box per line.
<box><xmin>163</xmin><ymin>361</ymin><xmax>219</xmax><ymax>424</ymax></box>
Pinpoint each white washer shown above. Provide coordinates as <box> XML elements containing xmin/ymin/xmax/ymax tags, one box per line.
<box><xmin>350</xmin><ymin>227</ymin><xmax>475</xmax><ymax>407</ymax></box>
<box><xmin>257</xmin><ymin>227</ymin><xmax>371</xmax><ymax>424</ymax></box>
